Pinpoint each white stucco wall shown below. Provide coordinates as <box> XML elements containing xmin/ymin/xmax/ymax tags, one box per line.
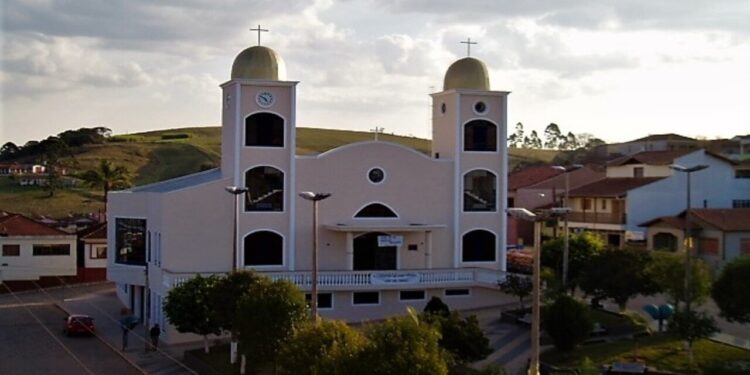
<box><xmin>0</xmin><ymin>235</ymin><xmax>76</xmax><ymax>281</ymax></box>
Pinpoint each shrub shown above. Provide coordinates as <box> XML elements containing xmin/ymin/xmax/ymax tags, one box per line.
<box><xmin>543</xmin><ymin>295</ymin><xmax>593</xmax><ymax>351</ymax></box>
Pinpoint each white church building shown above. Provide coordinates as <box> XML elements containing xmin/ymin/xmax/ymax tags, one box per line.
<box><xmin>108</xmin><ymin>42</ymin><xmax>512</xmax><ymax>343</ymax></box>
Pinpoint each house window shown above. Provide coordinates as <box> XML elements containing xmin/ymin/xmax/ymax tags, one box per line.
<box><xmin>115</xmin><ymin>218</ymin><xmax>147</xmax><ymax>265</ymax></box>
<box><xmin>399</xmin><ymin>290</ymin><xmax>426</xmax><ymax>301</ymax></box>
<box><xmin>653</xmin><ymin>232</ymin><xmax>678</xmax><ymax>252</ymax></box>
<box><xmin>633</xmin><ymin>167</ymin><xmax>644</xmax><ymax>178</ymax></box>
<box><xmin>355</xmin><ymin>203</ymin><xmax>397</xmax><ymax>218</ymax></box>
<box><xmin>699</xmin><ymin>238</ymin><xmax>719</xmax><ymax>256</ymax></box>
<box><xmin>2</xmin><ymin>244</ymin><xmax>20</xmax><ymax>256</ymax></box>
<box><xmin>733</xmin><ymin>200</ymin><xmax>750</xmax><ymax>208</ymax></box>
<box><xmin>245</xmin><ymin>112</ymin><xmax>284</xmax><ymax>147</ymax></box>
<box><xmin>90</xmin><ymin>246</ymin><xmax>107</xmax><ymax>259</ymax></box>
<box><xmin>583</xmin><ymin>199</ymin><xmax>592</xmax><ymax>210</ymax></box>
<box><xmin>244</xmin><ymin>231</ymin><xmax>283</xmax><ymax>266</ymax></box>
<box><xmin>33</xmin><ymin>244</ymin><xmax>70</xmax><ymax>256</ymax></box>
<box><xmin>463</xmin><ymin>170</ymin><xmax>496</xmax><ymax>212</ymax></box>
<box><xmin>601</xmin><ymin>199</ymin><xmax>607</xmax><ymax>210</ymax></box>
<box><xmin>462</xmin><ymin>230</ymin><xmax>496</xmax><ymax>262</ymax></box>
<box><xmin>445</xmin><ymin>289</ymin><xmax>470</xmax><ymax>297</ymax></box>
<box><xmin>464</xmin><ymin>120</ymin><xmax>497</xmax><ymax>152</ymax></box>
<box><xmin>245</xmin><ymin>166</ymin><xmax>284</xmax><ymax>211</ymax></box>
<box><xmin>353</xmin><ymin>292</ymin><xmax>380</xmax><ymax>305</ymax></box>
<box><xmin>305</xmin><ymin>293</ymin><xmax>333</xmax><ymax>309</ymax></box>
<box><xmin>741</xmin><ymin>239</ymin><xmax>750</xmax><ymax>255</ymax></box>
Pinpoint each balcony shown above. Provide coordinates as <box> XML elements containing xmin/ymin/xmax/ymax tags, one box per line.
<box><xmin>164</xmin><ymin>268</ymin><xmax>506</xmax><ymax>291</ymax></box>
<box><xmin>567</xmin><ymin>212</ymin><xmax>626</xmax><ymax>225</ymax></box>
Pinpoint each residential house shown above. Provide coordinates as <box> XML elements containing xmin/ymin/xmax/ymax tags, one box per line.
<box><xmin>0</xmin><ymin>212</ymin><xmax>77</xmax><ymax>281</ymax></box>
<box><xmin>76</xmin><ymin>222</ymin><xmax>107</xmax><ymax>281</ymax></box>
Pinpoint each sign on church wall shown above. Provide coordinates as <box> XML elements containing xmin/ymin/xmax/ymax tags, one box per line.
<box><xmin>377</xmin><ymin>235</ymin><xmax>403</xmax><ymax>247</ymax></box>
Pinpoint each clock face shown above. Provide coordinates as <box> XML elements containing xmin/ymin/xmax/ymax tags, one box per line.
<box><xmin>256</xmin><ymin>91</ymin><xmax>274</xmax><ymax>108</ymax></box>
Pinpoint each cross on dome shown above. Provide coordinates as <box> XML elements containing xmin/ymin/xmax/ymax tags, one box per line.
<box><xmin>250</xmin><ymin>24</ymin><xmax>269</xmax><ymax>46</ymax></box>
<box><xmin>460</xmin><ymin>38</ymin><xmax>478</xmax><ymax>57</ymax></box>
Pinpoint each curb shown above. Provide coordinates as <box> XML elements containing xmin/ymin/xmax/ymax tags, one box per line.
<box><xmin>54</xmin><ymin>302</ymin><xmax>147</xmax><ymax>374</ymax></box>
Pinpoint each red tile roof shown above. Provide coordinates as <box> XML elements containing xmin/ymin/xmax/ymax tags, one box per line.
<box><xmin>629</xmin><ymin>133</ymin><xmax>696</xmax><ymax>142</ymax></box>
<box><xmin>569</xmin><ymin>177</ymin><xmax>663</xmax><ymax>198</ymax></box>
<box><xmin>691</xmin><ymin>209</ymin><xmax>750</xmax><ymax>232</ymax></box>
<box><xmin>608</xmin><ymin>150</ymin><xmax>694</xmax><ymax>166</ymax></box>
<box><xmin>0</xmin><ymin>213</ymin><xmax>70</xmax><ymax>236</ymax></box>
<box><xmin>508</xmin><ymin>166</ymin><xmax>563</xmax><ymax>191</ymax></box>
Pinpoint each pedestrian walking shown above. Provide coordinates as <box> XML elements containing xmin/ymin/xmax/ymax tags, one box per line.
<box><xmin>149</xmin><ymin>324</ymin><xmax>161</xmax><ymax>351</ymax></box>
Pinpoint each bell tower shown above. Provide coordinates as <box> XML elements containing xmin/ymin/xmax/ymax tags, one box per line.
<box><xmin>431</xmin><ymin>53</ymin><xmax>510</xmax><ymax>271</ymax></box>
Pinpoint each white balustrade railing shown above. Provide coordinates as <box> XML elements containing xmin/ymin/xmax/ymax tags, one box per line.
<box><xmin>163</xmin><ymin>268</ymin><xmax>505</xmax><ymax>289</ymax></box>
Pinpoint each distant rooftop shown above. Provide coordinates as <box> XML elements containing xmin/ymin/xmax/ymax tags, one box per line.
<box><xmin>0</xmin><ymin>213</ymin><xmax>71</xmax><ymax>236</ymax></box>
<box><xmin>608</xmin><ymin>150</ymin><xmax>694</xmax><ymax>166</ymax></box>
<box><xmin>629</xmin><ymin>133</ymin><xmax>696</xmax><ymax>143</ymax></box>
<box><xmin>508</xmin><ymin>166</ymin><xmax>563</xmax><ymax>191</ymax></box>
<box><xmin>569</xmin><ymin>177</ymin><xmax>663</xmax><ymax>198</ymax></box>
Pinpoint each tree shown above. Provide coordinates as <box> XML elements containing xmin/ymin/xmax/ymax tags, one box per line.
<box><xmin>647</xmin><ymin>253</ymin><xmax>712</xmax><ymax>308</ymax></box>
<box><xmin>278</xmin><ymin>320</ymin><xmax>367</xmax><ymax>375</ymax></box>
<box><xmin>579</xmin><ymin>248</ymin><xmax>661</xmax><ymax>311</ymax></box>
<box><xmin>209</xmin><ymin>271</ymin><xmax>262</xmax><ymax>364</ymax></box>
<box><xmin>78</xmin><ymin>160</ymin><xmax>132</xmax><ymax>213</ymax></box>
<box><xmin>524</xmin><ymin>130</ymin><xmax>542</xmax><ymax>149</ymax></box>
<box><xmin>542</xmin><ymin>295</ymin><xmax>593</xmax><ymax>351</ymax></box>
<box><xmin>541</xmin><ymin>232</ymin><xmax>604</xmax><ymax>292</ymax></box>
<box><xmin>712</xmin><ymin>256</ymin><xmax>750</xmax><ymax>323</ymax></box>
<box><xmin>424</xmin><ymin>311</ymin><xmax>492</xmax><ymax>365</ymax></box>
<box><xmin>510</xmin><ymin>122</ymin><xmax>525</xmax><ymax>148</ymax></box>
<box><xmin>164</xmin><ymin>275</ymin><xmax>221</xmax><ymax>353</ymax></box>
<box><xmin>360</xmin><ymin>314</ymin><xmax>449</xmax><ymax>375</ymax></box>
<box><xmin>235</xmin><ymin>277</ymin><xmax>307</xmax><ymax>372</ymax></box>
<box><xmin>668</xmin><ymin>310</ymin><xmax>718</xmax><ymax>363</ymax></box>
<box><xmin>0</xmin><ymin>142</ymin><xmax>20</xmax><ymax>160</ymax></box>
<box><xmin>544</xmin><ymin>123</ymin><xmax>562</xmax><ymax>149</ymax></box>
<box><xmin>499</xmin><ymin>274</ymin><xmax>532</xmax><ymax>310</ymax></box>
<box><xmin>423</xmin><ymin>296</ymin><xmax>450</xmax><ymax>317</ymax></box>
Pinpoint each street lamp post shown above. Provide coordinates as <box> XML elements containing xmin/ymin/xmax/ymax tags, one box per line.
<box><xmin>506</xmin><ymin>207</ymin><xmax>571</xmax><ymax>375</ymax></box>
<box><xmin>669</xmin><ymin>164</ymin><xmax>708</xmax><ymax>314</ymax></box>
<box><xmin>551</xmin><ymin>164</ymin><xmax>583</xmax><ymax>288</ymax></box>
<box><xmin>299</xmin><ymin>191</ymin><xmax>331</xmax><ymax>322</ymax></box>
<box><xmin>225</xmin><ymin>186</ymin><xmax>249</xmax><ymax>272</ymax></box>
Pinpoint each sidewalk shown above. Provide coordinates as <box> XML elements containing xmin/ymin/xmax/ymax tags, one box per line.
<box><xmin>55</xmin><ymin>285</ymin><xmax>202</xmax><ymax>375</ymax></box>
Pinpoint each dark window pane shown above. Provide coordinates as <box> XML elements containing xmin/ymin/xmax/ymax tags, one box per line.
<box><xmin>244</xmin><ymin>231</ymin><xmax>283</xmax><ymax>266</ymax></box>
<box><xmin>305</xmin><ymin>293</ymin><xmax>333</xmax><ymax>309</ymax></box>
<box><xmin>464</xmin><ymin>120</ymin><xmax>497</xmax><ymax>151</ymax></box>
<box><xmin>33</xmin><ymin>244</ymin><xmax>70</xmax><ymax>256</ymax></box>
<box><xmin>462</xmin><ymin>230</ymin><xmax>496</xmax><ymax>262</ymax></box>
<box><xmin>245</xmin><ymin>113</ymin><xmax>284</xmax><ymax>147</ymax></box>
<box><xmin>353</xmin><ymin>292</ymin><xmax>379</xmax><ymax>305</ymax></box>
<box><xmin>245</xmin><ymin>166</ymin><xmax>284</xmax><ymax>211</ymax></box>
<box><xmin>464</xmin><ymin>170</ymin><xmax>496</xmax><ymax>212</ymax></box>
<box><xmin>399</xmin><ymin>290</ymin><xmax>425</xmax><ymax>301</ymax></box>
<box><xmin>115</xmin><ymin>218</ymin><xmax>147</xmax><ymax>265</ymax></box>
<box><xmin>2</xmin><ymin>244</ymin><xmax>20</xmax><ymax>256</ymax></box>
<box><xmin>355</xmin><ymin>203</ymin><xmax>397</xmax><ymax>218</ymax></box>
<box><xmin>445</xmin><ymin>289</ymin><xmax>470</xmax><ymax>296</ymax></box>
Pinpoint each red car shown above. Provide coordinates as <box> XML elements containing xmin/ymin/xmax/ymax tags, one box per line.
<box><xmin>63</xmin><ymin>314</ymin><xmax>95</xmax><ymax>336</ymax></box>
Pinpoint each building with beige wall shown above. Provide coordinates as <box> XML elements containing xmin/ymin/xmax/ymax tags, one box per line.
<box><xmin>107</xmin><ymin>44</ymin><xmax>512</xmax><ymax>343</ymax></box>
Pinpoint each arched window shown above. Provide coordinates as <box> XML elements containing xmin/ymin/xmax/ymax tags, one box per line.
<box><xmin>464</xmin><ymin>120</ymin><xmax>497</xmax><ymax>152</ymax></box>
<box><xmin>244</xmin><ymin>231</ymin><xmax>283</xmax><ymax>266</ymax></box>
<box><xmin>355</xmin><ymin>203</ymin><xmax>397</xmax><ymax>218</ymax></box>
<box><xmin>245</xmin><ymin>112</ymin><xmax>284</xmax><ymax>147</ymax></box>
<box><xmin>245</xmin><ymin>166</ymin><xmax>283</xmax><ymax>211</ymax></box>
<box><xmin>464</xmin><ymin>170</ymin><xmax>496</xmax><ymax>212</ymax></box>
<box><xmin>462</xmin><ymin>230</ymin><xmax>496</xmax><ymax>262</ymax></box>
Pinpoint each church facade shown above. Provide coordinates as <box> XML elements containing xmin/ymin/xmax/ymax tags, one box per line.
<box><xmin>108</xmin><ymin>43</ymin><xmax>511</xmax><ymax>343</ymax></box>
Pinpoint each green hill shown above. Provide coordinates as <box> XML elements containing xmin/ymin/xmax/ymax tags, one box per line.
<box><xmin>0</xmin><ymin>126</ymin><xmax>559</xmax><ymax>217</ymax></box>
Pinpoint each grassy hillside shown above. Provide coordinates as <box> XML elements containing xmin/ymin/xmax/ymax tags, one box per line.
<box><xmin>0</xmin><ymin>126</ymin><xmax>560</xmax><ymax>217</ymax></box>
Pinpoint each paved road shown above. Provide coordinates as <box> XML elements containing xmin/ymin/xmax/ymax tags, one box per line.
<box><xmin>0</xmin><ymin>302</ymin><xmax>142</xmax><ymax>375</ymax></box>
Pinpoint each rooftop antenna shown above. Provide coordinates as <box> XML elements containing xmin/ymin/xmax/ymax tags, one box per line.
<box><xmin>460</xmin><ymin>37</ymin><xmax>478</xmax><ymax>57</ymax></box>
<box><xmin>250</xmin><ymin>24</ymin><xmax>269</xmax><ymax>46</ymax></box>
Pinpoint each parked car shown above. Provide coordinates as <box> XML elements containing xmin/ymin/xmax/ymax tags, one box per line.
<box><xmin>63</xmin><ymin>314</ymin><xmax>95</xmax><ymax>336</ymax></box>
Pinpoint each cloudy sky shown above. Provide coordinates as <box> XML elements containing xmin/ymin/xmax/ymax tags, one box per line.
<box><xmin>2</xmin><ymin>0</ymin><xmax>749</xmax><ymax>145</ymax></box>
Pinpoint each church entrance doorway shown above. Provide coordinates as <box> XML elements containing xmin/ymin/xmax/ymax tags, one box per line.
<box><xmin>353</xmin><ymin>232</ymin><xmax>397</xmax><ymax>271</ymax></box>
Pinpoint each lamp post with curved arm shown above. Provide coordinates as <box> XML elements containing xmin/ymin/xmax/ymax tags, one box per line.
<box><xmin>299</xmin><ymin>191</ymin><xmax>331</xmax><ymax>321</ymax></box>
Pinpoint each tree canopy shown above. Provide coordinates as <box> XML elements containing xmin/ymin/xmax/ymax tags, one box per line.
<box><xmin>163</xmin><ymin>275</ymin><xmax>221</xmax><ymax>353</ymax></box>
<box><xmin>712</xmin><ymin>256</ymin><xmax>750</xmax><ymax>323</ymax></box>
<box><xmin>580</xmin><ymin>248</ymin><xmax>661</xmax><ymax>310</ymax></box>
<box><xmin>647</xmin><ymin>253</ymin><xmax>712</xmax><ymax>308</ymax></box>
<box><xmin>541</xmin><ymin>232</ymin><xmax>605</xmax><ymax>291</ymax></box>
<box><xmin>542</xmin><ymin>295</ymin><xmax>593</xmax><ymax>351</ymax></box>
<box><xmin>278</xmin><ymin>320</ymin><xmax>366</xmax><ymax>375</ymax></box>
<box><xmin>78</xmin><ymin>160</ymin><xmax>131</xmax><ymax>212</ymax></box>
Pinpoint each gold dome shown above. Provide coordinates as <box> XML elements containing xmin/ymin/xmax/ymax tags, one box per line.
<box><xmin>443</xmin><ymin>57</ymin><xmax>490</xmax><ymax>91</ymax></box>
<box><xmin>231</xmin><ymin>46</ymin><xmax>286</xmax><ymax>80</ymax></box>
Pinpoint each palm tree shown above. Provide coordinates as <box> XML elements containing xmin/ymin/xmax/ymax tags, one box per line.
<box><xmin>79</xmin><ymin>160</ymin><xmax>132</xmax><ymax>214</ymax></box>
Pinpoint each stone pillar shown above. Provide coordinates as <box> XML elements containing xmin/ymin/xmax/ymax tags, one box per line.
<box><xmin>346</xmin><ymin>232</ymin><xmax>354</xmax><ymax>270</ymax></box>
<box><xmin>425</xmin><ymin>231</ymin><xmax>433</xmax><ymax>269</ymax></box>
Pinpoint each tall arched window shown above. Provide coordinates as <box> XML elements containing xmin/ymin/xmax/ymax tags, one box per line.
<box><xmin>245</xmin><ymin>166</ymin><xmax>284</xmax><ymax>211</ymax></box>
<box><xmin>244</xmin><ymin>231</ymin><xmax>283</xmax><ymax>266</ymax></box>
<box><xmin>462</xmin><ymin>230</ymin><xmax>496</xmax><ymax>262</ymax></box>
<box><xmin>464</xmin><ymin>170</ymin><xmax>496</xmax><ymax>212</ymax></box>
<box><xmin>355</xmin><ymin>203</ymin><xmax>398</xmax><ymax>218</ymax></box>
<box><xmin>245</xmin><ymin>112</ymin><xmax>284</xmax><ymax>147</ymax></box>
<box><xmin>464</xmin><ymin>120</ymin><xmax>497</xmax><ymax>152</ymax></box>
